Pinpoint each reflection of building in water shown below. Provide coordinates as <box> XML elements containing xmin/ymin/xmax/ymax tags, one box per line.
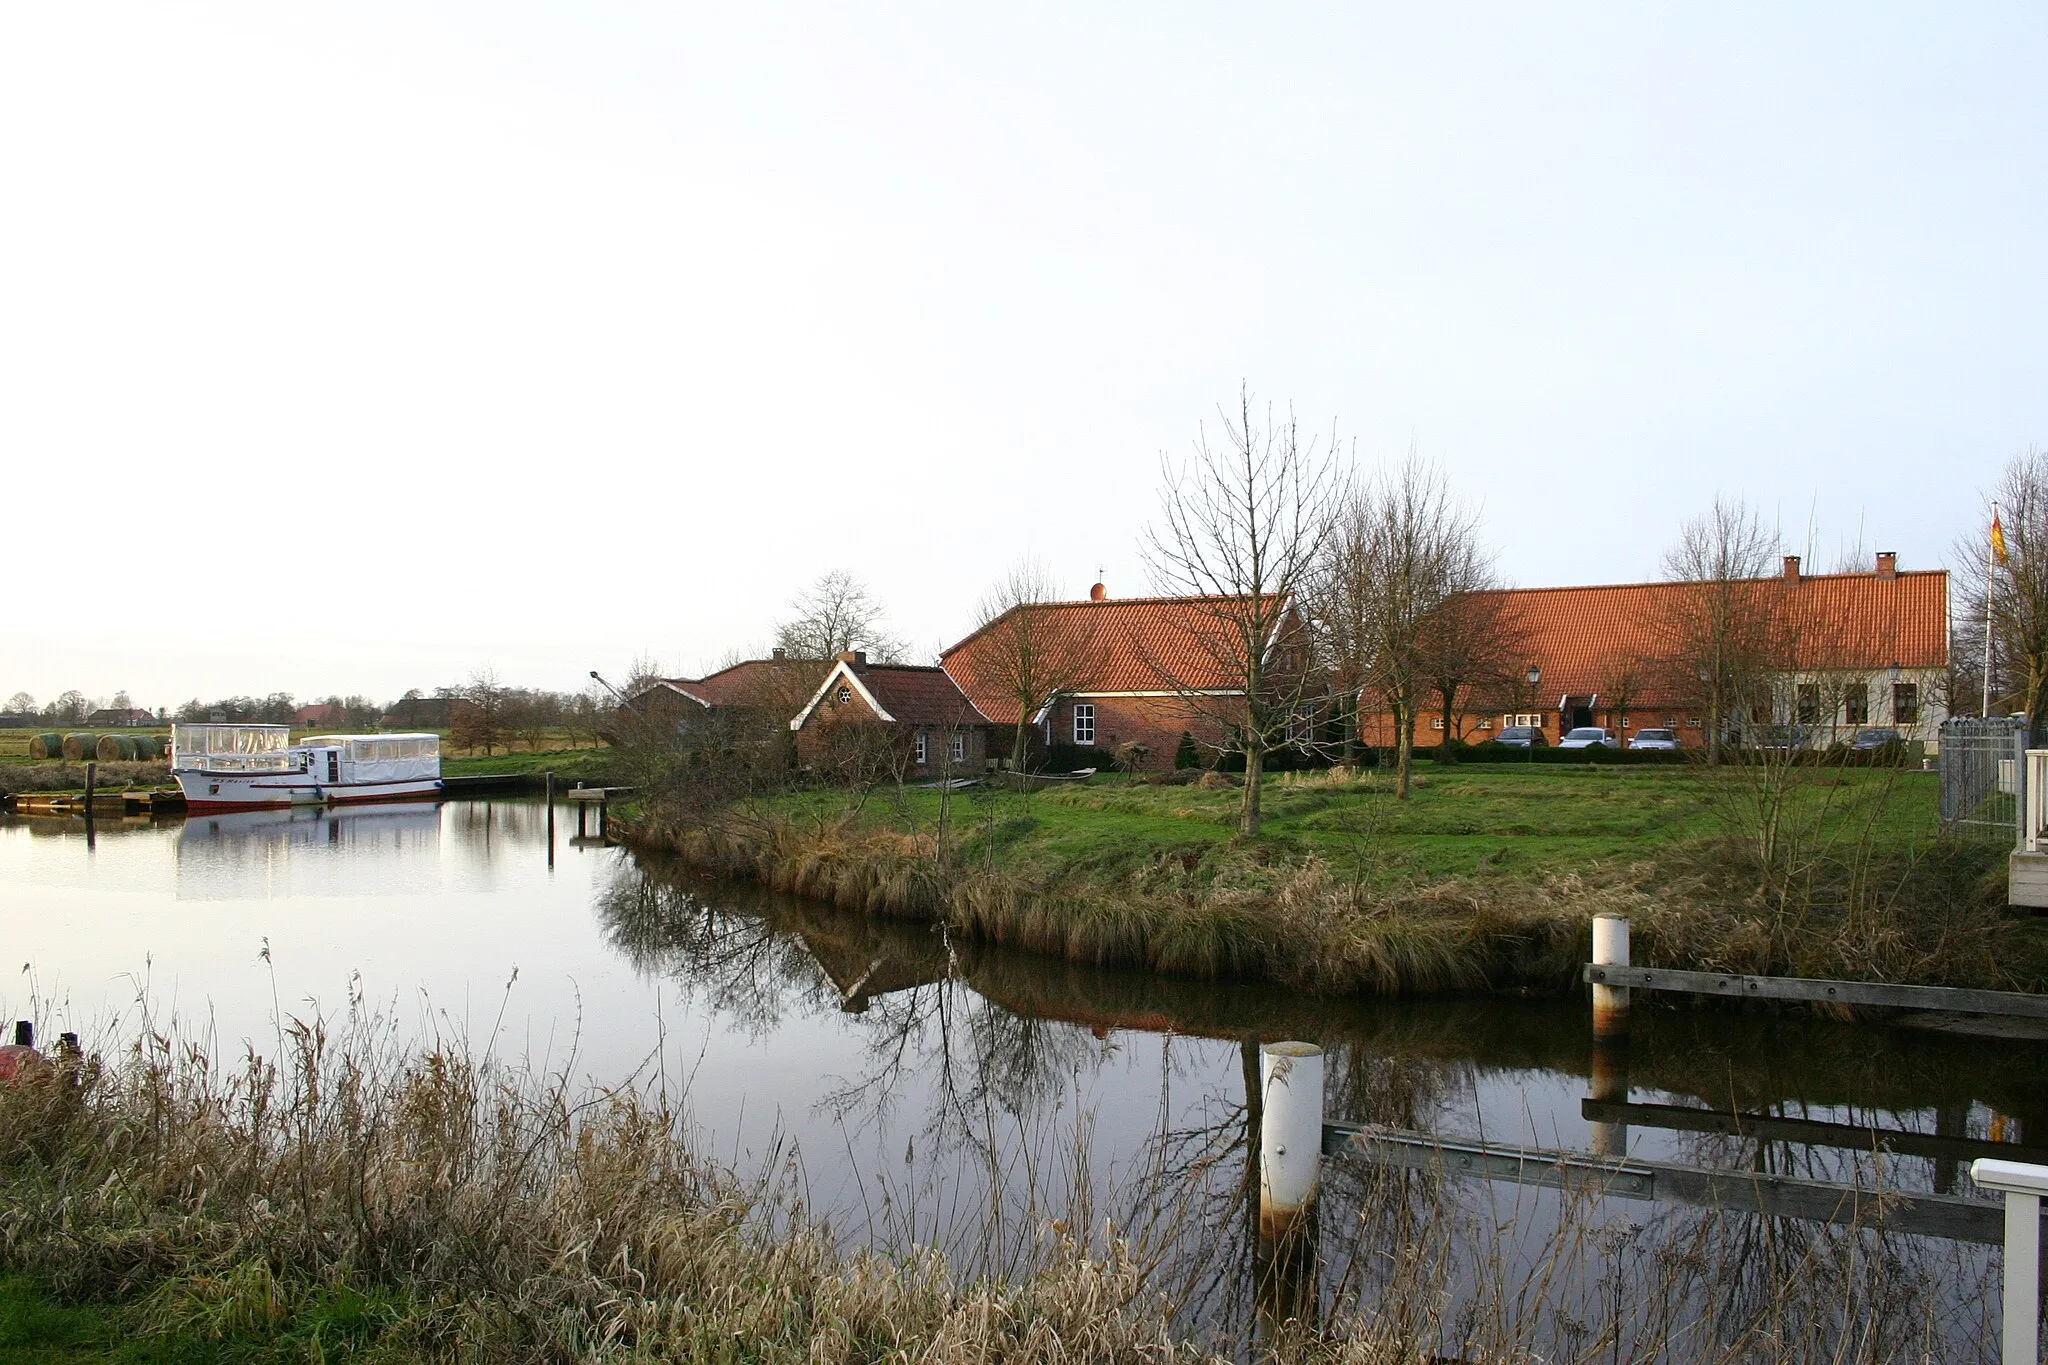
<box><xmin>174</xmin><ymin>802</ymin><xmax>446</xmax><ymax>900</ymax></box>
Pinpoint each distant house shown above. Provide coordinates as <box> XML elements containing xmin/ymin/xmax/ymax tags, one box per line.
<box><xmin>789</xmin><ymin>651</ymin><xmax>992</xmax><ymax>780</ymax></box>
<box><xmin>1366</xmin><ymin>553</ymin><xmax>1950</xmax><ymax>749</ymax></box>
<box><xmin>381</xmin><ymin>694</ymin><xmax>473</xmax><ymax>731</ymax></box>
<box><xmin>624</xmin><ymin>653</ymin><xmax>829</xmax><ymax>757</ymax></box>
<box><xmin>86</xmin><ymin>707</ymin><xmax>151</xmax><ymax>727</ymax></box>
<box><xmin>940</xmin><ymin>582</ymin><xmax>1311</xmax><ymax>770</ymax></box>
<box><xmin>294</xmin><ymin>702</ymin><xmax>345</xmax><ymax>727</ymax></box>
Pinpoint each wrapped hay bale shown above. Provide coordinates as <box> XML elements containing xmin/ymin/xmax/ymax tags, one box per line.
<box><xmin>96</xmin><ymin>735</ymin><xmax>131</xmax><ymax>761</ymax></box>
<box><xmin>61</xmin><ymin>733</ymin><xmax>99</xmax><ymax>761</ymax></box>
<box><xmin>134</xmin><ymin>734</ymin><xmax>164</xmax><ymax>760</ymax></box>
<box><xmin>28</xmin><ymin>733</ymin><xmax>63</xmax><ymax>760</ymax></box>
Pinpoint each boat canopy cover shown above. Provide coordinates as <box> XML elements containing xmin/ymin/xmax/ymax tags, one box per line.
<box><xmin>171</xmin><ymin>724</ymin><xmax>292</xmax><ymax>756</ymax></box>
<box><xmin>300</xmin><ymin>734</ymin><xmax>440</xmax><ymax>760</ymax></box>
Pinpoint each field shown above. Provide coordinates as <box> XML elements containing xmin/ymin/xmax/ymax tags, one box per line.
<box><xmin>770</xmin><ymin>761</ymin><xmax>1940</xmax><ymax>885</ymax></box>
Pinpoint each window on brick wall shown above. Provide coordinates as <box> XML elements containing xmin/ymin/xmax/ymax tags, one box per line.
<box><xmin>951</xmin><ymin>730</ymin><xmax>965</xmax><ymax>763</ymax></box>
<box><xmin>914</xmin><ymin>731</ymin><xmax>927</xmax><ymax>764</ymax></box>
<box><xmin>1892</xmin><ymin>683</ymin><xmax>1919</xmax><ymax>724</ymax></box>
<box><xmin>1844</xmin><ymin>683</ymin><xmax>1868</xmax><ymax>725</ymax></box>
<box><xmin>1073</xmin><ymin>703</ymin><xmax>1095</xmax><ymax>745</ymax></box>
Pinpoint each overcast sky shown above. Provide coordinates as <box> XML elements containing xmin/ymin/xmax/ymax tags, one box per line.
<box><xmin>4</xmin><ymin>4</ymin><xmax>2043</xmax><ymax>709</ymax></box>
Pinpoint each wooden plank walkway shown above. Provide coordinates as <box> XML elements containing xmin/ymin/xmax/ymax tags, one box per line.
<box><xmin>1583</xmin><ymin>964</ymin><xmax>2048</xmax><ymax>1020</ymax></box>
<box><xmin>1324</xmin><ymin>1121</ymin><xmax>2034</xmax><ymax>1245</ymax></box>
<box><xmin>1580</xmin><ymin>1098</ymin><xmax>2048</xmax><ymax>1167</ymax></box>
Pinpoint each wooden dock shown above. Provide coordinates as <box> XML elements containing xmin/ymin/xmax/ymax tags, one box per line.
<box><xmin>6</xmin><ymin>789</ymin><xmax>185</xmax><ymax>816</ymax></box>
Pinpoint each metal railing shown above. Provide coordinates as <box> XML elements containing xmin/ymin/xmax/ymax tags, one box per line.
<box><xmin>1939</xmin><ymin>716</ymin><xmax>2030</xmax><ymax>844</ymax></box>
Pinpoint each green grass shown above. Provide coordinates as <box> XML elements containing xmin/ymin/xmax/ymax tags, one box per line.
<box><xmin>439</xmin><ymin>745</ymin><xmax>612</xmax><ymax>781</ymax></box>
<box><xmin>769</xmin><ymin>763</ymin><xmax>1938</xmax><ymax>888</ymax></box>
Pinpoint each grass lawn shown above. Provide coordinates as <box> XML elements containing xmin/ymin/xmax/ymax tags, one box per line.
<box><xmin>769</xmin><ymin>761</ymin><xmax>1943</xmax><ymax>888</ymax></box>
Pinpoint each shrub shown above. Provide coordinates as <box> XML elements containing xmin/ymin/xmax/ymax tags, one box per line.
<box><xmin>1173</xmin><ymin>731</ymin><xmax>1200</xmax><ymax>770</ymax></box>
<box><xmin>1043</xmin><ymin>743</ymin><xmax>1113</xmax><ymax>774</ymax></box>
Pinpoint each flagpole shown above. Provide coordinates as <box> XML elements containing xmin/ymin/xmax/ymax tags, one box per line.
<box><xmin>1984</xmin><ymin>500</ymin><xmax>1998</xmax><ymax>718</ymax></box>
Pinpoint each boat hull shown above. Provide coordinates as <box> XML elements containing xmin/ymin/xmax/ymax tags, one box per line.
<box><xmin>174</xmin><ymin>771</ymin><xmax>445</xmax><ymax>812</ymax></box>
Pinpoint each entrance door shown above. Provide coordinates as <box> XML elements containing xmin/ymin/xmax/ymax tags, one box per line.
<box><xmin>326</xmin><ymin>751</ymin><xmax>339</xmax><ymax>782</ymax></box>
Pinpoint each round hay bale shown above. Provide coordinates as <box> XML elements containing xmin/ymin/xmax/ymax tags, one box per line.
<box><xmin>134</xmin><ymin>734</ymin><xmax>164</xmax><ymax>760</ymax></box>
<box><xmin>96</xmin><ymin>735</ymin><xmax>127</xmax><ymax>761</ymax></box>
<box><xmin>28</xmin><ymin>733</ymin><xmax>63</xmax><ymax>760</ymax></box>
<box><xmin>61</xmin><ymin>733</ymin><xmax>98</xmax><ymax>761</ymax></box>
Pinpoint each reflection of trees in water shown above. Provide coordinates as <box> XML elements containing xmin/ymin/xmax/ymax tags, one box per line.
<box><xmin>593</xmin><ymin>855</ymin><xmax>1997</xmax><ymax>1355</ymax></box>
<box><xmin>596</xmin><ymin>855</ymin><xmax>842</xmax><ymax>1033</ymax></box>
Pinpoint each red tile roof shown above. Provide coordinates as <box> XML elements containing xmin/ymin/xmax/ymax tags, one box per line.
<box><xmin>653</xmin><ymin>658</ymin><xmax>828</xmax><ymax>708</ymax></box>
<box><xmin>850</xmin><ymin>663</ymin><xmax>992</xmax><ymax>726</ymax></box>
<box><xmin>1486</xmin><ymin>568</ymin><xmax>1948</xmax><ymax>704</ymax></box>
<box><xmin>942</xmin><ymin>595</ymin><xmax>1276</xmax><ymax>724</ymax></box>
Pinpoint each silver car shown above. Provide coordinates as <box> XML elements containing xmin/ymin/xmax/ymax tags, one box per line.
<box><xmin>1628</xmin><ymin>727</ymin><xmax>1681</xmax><ymax>751</ymax></box>
<box><xmin>1558</xmin><ymin>726</ymin><xmax>1621</xmax><ymax>749</ymax></box>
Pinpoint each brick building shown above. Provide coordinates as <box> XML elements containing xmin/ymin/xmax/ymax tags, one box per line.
<box><xmin>941</xmin><ymin>583</ymin><xmax>1307</xmax><ymax>771</ymax></box>
<box><xmin>789</xmin><ymin>652</ymin><xmax>993</xmax><ymax>780</ymax></box>
<box><xmin>1363</xmin><ymin>553</ymin><xmax>1949</xmax><ymax>750</ymax></box>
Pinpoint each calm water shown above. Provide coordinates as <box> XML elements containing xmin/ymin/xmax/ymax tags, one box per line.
<box><xmin>4</xmin><ymin>797</ymin><xmax>2043</xmax><ymax>1354</ymax></box>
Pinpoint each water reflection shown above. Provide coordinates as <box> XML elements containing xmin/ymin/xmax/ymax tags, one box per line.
<box><xmin>5</xmin><ymin>798</ymin><xmax>2044</xmax><ymax>1356</ymax></box>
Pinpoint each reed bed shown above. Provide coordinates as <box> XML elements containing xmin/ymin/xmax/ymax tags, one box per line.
<box><xmin>0</xmin><ymin>1007</ymin><xmax>1997</xmax><ymax>1362</ymax></box>
<box><xmin>0</xmin><ymin>759</ymin><xmax>169</xmax><ymax>798</ymax></box>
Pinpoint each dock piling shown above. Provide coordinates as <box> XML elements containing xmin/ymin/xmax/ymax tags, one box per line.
<box><xmin>1969</xmin><ymin>1158</ymin><xmax>2046</xmax><ymax>1365</ymax></box>
<box><xmin>1591</xmin><ymin>913</ymin><xmax>1631</xmax><ymax>1040</ymax></box>
<box><xmin>545</xmin><ymin>770</ymin><xmax>555</xmax><ymax>867</ymax></box>
<box><xmin>1256</xmin><ymin>1041</ymin><xmax>1323</xmax><ymax>1328</ymax></box>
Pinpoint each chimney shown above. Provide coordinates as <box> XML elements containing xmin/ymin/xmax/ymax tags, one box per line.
<box><xmin>771</xmin><ymin>647</ymin><xmax>786</xmax><ymax>660</ymax></box>
<box><xmin>1782</xmin><ymin>554</ymin><xmax>1801</xmax><ymax>583</ymax></box>
<box><xmin>836</xmin><ymin>650</ymin><xmax>867</xmax><ymax>666</ymax></box>
<box><xmin>1089</xmin><ymin>581</ymin><xmax>1106</xmax><ymax>602</ymax></box>
<box><xmin>1876</xmin><ymin>551</ymin><xmax>1897</xmax><ymax>580</ymax></box>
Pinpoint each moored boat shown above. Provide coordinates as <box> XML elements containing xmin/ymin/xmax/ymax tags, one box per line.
<box><xmin>170</xmin><ymin>724</ymin><xmax>443</xmax><ymax>811</ymax></box>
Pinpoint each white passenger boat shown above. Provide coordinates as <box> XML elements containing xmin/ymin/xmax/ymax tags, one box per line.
<box><xmin>170</xmin><ymin>724</ymin><xmax>444</xmax><ymax>812</ymax></box>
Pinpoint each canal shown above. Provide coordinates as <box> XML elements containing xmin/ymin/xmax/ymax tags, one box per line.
<box><xmin>3</xmin><ymin>796</ymin><xmax>2041</xmax><ymax>1358</ymax></box>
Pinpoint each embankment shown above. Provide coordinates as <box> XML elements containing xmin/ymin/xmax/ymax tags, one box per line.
<box><xmin>626</xmin><ymin>807</ymin><xmax>2047</xmax><ymax>998</ymax></box>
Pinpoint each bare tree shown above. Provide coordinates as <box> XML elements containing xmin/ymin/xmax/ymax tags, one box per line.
<box><xmin>1953</xmin><ymin>451</ymin><xmax>2048</xmax><ymax>738</ymax></box>
<box><xmin>1597</xmin><ymin>652</ymin><xmax>1644</xmax><ymax>739</ymax></box>
<box><xmin>1143</xmin><ymin>386</ymin><xmax>1344</xmax><ymax>836</ymax></box>
<box><xmin>1314</xmin><ymin>459</ymin><xmax>1480</xmax><ymax>799</ymax></box>
<box><xmin>775</xmin><ymin>571</ymin><xmax>905</xmax><ymax>663</ymax></box>
<box><xmin>1656</xmin><ymin>496</ymin><xmax>1781</xmax><ymax>763</ymax></box>
<box><xmin>1417</xmin><ymin>554</ymin><xmax>1523</xmax><ymax>745</ymax></box>
<box><xmin>6</xmin><ymin>691</ymin><xmax>34</xmax><ymax>715</ymax></box>
<box><xmin>968</xmin><ymin>558</ymin><xmax>1098</xmax><ymax>771</ymax></box>
<box><xmin>454</xmin><ymin>667</ymin><xmax>507</xmax><ymax>756</ymax></box>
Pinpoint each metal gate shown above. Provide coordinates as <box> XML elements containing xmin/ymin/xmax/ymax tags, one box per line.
<box><xmin>1938</xmin><ymin>717</ymin><xmax>2029</xmax><ymax>843</ymax></box>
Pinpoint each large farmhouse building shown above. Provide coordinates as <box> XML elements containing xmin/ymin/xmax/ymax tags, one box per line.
<box><xmin>789</xmin><ymin>651</ymin><xmax>994</xmax><ymax>779</ymax></box>
<box><xmin>1369</xmin><ymin>553</ymin><xmax>1949</xmax><ymax>750</ymax></box>
<box><xmin>941</xmin><ymin>583</ymin><xmax>1308</xmax><ymax>770</ymax></box>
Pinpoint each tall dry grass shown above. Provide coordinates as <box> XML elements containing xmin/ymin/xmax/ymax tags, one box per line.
<box><xmin>0</xmin><ymin>1011</ymin><xmax>1994</xmax><ymax>1362</ymax></box>
<box><xmin>637</xmin><ymin>805</ymin><xmax>2040</xmax><ymax>998</ymax></box>
<box><xmin>0</xmin><ymin>759</ymin><xmax>168</xmax><ymax>797</ymax></box>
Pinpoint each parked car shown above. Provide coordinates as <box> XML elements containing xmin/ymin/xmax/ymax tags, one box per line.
<box><xmin>1493</xmin><ymin>725</ymin><xmax>1548</xmax><ymax>748</ymax></box>
<box><xmin>1628</xmin><ymin>727</ymin><xmax>1681</xmax><ymax>751</ymax></box>
<box><xmin>1848</xmin><ymin>727</ymin><xmax>1904</xmax><ymax>751</ymax></box>
<box><xmin>1558</xmin><ymin>726</ymin><xmax>1621</xmax><ymax>749</ymax></box>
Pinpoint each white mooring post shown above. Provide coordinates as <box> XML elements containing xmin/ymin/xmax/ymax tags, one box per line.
<box><xmin>1588</xmin><ymin>1042</ymin><xmax>1630</xmax><ymax>1158</ymax></box>
<box><xmin>1971</xmin><ymin>1158</ymin><xmax>2045</xmax><ymax>1365</ymax></box>
<box><xmin>1591</xmin><ymin>913</ymin><xmax>1631</xmax><ymax>1041</ymax></box>
<box><xmin>1259</xmin><ymin>1042</ymin><xmax>1325</xmax><ymax>1238</ymax></box>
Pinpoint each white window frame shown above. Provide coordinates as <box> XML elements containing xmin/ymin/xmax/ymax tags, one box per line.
<box><xmin>834</xmin><ymin>686</ymin><xmax>851</xmax><ymax>706</ymax></box>
<box><xmin>914</xmin><ymin>731</ymin><xmax>928</xmax><ymax>764</ymax></box>
<box><xmin>1073</xmin><ymin>702</ymin><xmax>1095</xmax><ymax>745</ymax></box>
<box><xmin>950</xmin><ymin>730</ymin><xmax>965</xmax><ymax>763</ymax></box>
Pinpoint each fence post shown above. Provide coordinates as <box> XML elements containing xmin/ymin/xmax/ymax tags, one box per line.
<box><xmin>2015</xmin><ymin>724</ymin><xmax>2031</xmax><ymax>852</ymax></box>
<box><xmin>1257</xmin><ymin>1041</ymin><xmax>1323</xmax><ymax>1331</ymax></box>
<box><xmin>1970</xmin><ymin>1158</ymin><xmax>2045</xmax><ymax>1365</ymax></box>
<box><xmin>1592</xmin><ymin>913</ymin><xmax>1631</xmax><ymax>1041</ymax></box>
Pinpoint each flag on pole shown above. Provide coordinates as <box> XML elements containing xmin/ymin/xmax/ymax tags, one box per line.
<box><xmin>1992</xmin><ymin>511</ymin><xmax>2009</xmax><ymax>566</ymax></box>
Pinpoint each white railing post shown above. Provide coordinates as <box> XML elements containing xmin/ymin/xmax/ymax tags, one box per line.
<box><xmin>1259</xmin><ymin>1042</ymin><xmax>1324</xmax><ymax>1236</ymax></box>
<box><xmin>1971</xmin><ymin>1158</ymin><xmax>2046</xmax><ymax>1365</ymax></box>
<box><xmin>2025</xmin><ymin>752</ymin><xmax>2048</xmax><ymax>854</ymax></box>
<box><xmin>1591</xmin><ymin>913</ymin><xmax>1631</xmax><ymax>1040</ymax></box>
